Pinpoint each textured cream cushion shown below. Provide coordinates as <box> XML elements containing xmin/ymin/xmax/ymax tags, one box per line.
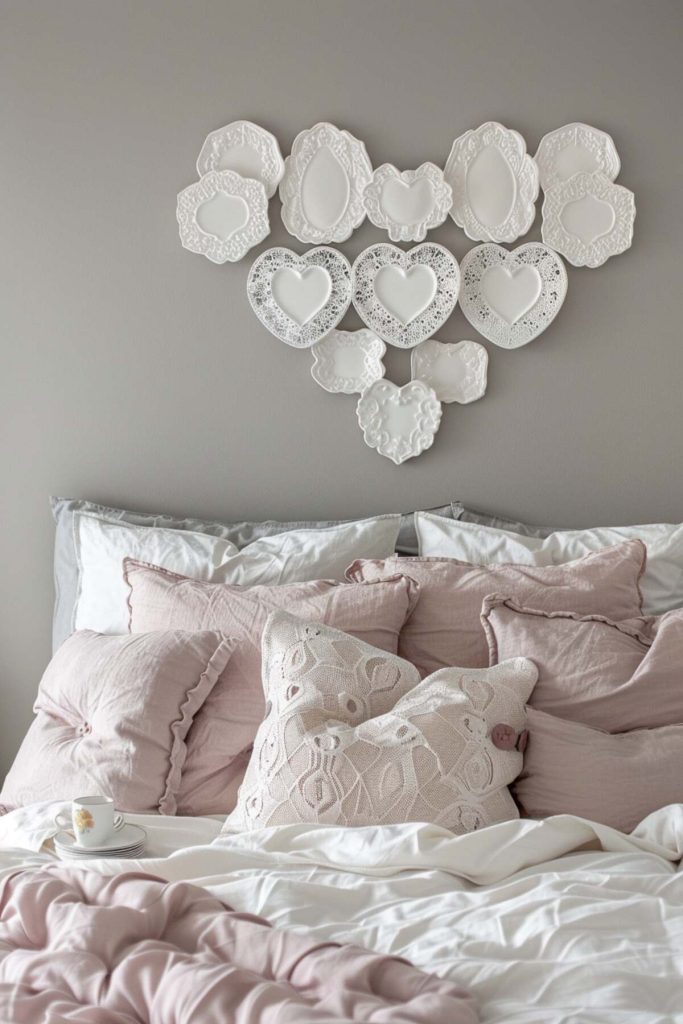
<box><xmin>224</xmin><ymin>612</ymin><xmax>537</xmax><ymax>835</ymax></box>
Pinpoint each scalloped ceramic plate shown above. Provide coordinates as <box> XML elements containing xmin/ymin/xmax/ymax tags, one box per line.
<box><xmin>356</xmin><ymin>379</ymin><xmax>442</xmax><ymax>464</ymax></box>
<box><xmin>247</xmin><ymin>246</ymin><xmax>352</xmax><ymax>348</ymax></box>
<box><xmin>196</xmin><ymin>120</ymin><xmax>284</xmax><ymax>198</ymax></box>
<box><xmin>534</xmin><ymin>123</ymin><xmax>620</xmax><ymax>193</ymax></box>
<box><xmin>352</xmin><ymin>242</ymin><xmax>460</xmax><ymax>348</ymax></box>
<box><xmin>311</xmin><ymin>329</ymin><xmax>386</xmax><ymax>394</ymax></box>
<box><xmin>176</xmin><ymin>170</ymin><xmax>270</xmax><ymax>263</ymax></box>
<box><xmin>362</xmin><ymin>162</ymin><xmax>453</xmax><ymax>242</ymax></box>
<box><xmin>444</xmin><ymin>122</ymin><xmax>539</xmax><ymax>243</ymax></box>
<box><xmin>411</xmin><ymin>339</ymin><xmax>488</xmax><ymax>404</ymax></box>
<box><xmin>279</xmin><ymin>122</ymin><xmax>373</xmax><ymax>244</ymax></box>
<box><xmin>541</xmin><ymin>171</ymin><xmax>635</xmax><ymax>268</ymax></box>
<box><xmin>459</xmin><ymin>242</ymin><xmax>568</xmax><ymax>349</ymax></box>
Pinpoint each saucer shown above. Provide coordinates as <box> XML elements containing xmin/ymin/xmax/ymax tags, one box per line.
<box><xmin>54</xmin><ymin>823</ymin><xmax>146</xmax><ymax>856</ymax></box>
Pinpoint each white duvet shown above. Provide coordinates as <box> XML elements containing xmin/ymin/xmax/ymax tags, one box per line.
<box><xmin>2</xmin><ymin>805</ymin><xmax>683</xmax><ymax>1022</ymax></box>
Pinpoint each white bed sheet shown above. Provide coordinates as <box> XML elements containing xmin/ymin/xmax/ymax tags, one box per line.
<box><xmin>1</xmin><ymin>805</ymin><xmax>683</xmax><ymax>1022</ymax></box>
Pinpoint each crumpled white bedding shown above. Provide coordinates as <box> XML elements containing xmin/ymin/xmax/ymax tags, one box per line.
<box><xmin>1</xmin><ymin>804</ymin><xmax>683</xmax><ymax>1022</ymax></box>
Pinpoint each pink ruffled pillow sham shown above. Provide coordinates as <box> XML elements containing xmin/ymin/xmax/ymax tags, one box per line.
<box><xmin>123</xmin><ymin>559</ymin><xmax>418</xmax><ymax>816</ymax></box>
<box><xmin>0</xmin><ymin>629</ymin><xmax>234</xmax><ymax>815</ymax></box>
<box><xmin>347</xmin><ymin>540</ymin><xmax>646</xmax><ymax>676</ymax></box>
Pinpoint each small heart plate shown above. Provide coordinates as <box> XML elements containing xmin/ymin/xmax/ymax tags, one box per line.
<box><xmin>362</xmin><ymin>163</ymin><xmax>453</xmax><ymax>242</ymax></box>
<box><xmin>247</xmin><ymin>247</ymin><xmax>352</xmax><ymax>347</ymax></box>
<box><xmin>459</xmin><ymin>242</ymin><xmax>568</xmax><ymax>349</ymax></box>
<box><xmin>356</xmin><ymin>379</ymin><xmax>442</xmax><ymax>464</ymax></box>
<box><xmin>352</xmin><ymin>243</ymin><xmax>460</xmax><ymax>348</ymax></box>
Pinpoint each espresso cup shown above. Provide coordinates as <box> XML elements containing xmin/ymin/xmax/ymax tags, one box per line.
<box><xmin>55</xmin><ymin>795</ymin><xmax>124</xmax><ymax>848</ymax></box>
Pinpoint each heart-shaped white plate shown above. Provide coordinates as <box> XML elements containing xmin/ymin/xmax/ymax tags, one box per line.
<box><xmin>311</xmin><ymin>329</ymin><xmax>386</xmax><ymax>394</ymax></box>
<box><xmin>247</xmin><ymin>247</ymin><xmax>352</xmax><ymax>347</ymax></box>
<box><xmin>177</xmin><ymin>170</ymin><xmax>270</xmax><ymax>264</ymax></box>
<box><xmin>411</xmin><ymin>339</ymin><xmax>488</xmax><ymax>404</ymax></box>
<box><xmin>363</xmin><ymin>163</ymin><xmax>453</xmax><ymax>242</ymax></box>
<box><xmin>356</xmin><ymin>379</ymin><xmax>442</xmax><ymax>464</ymax></box>
<box><xmin>352</xmin><ymin>243</ymin><xmax>460</xmax><ymax>348</ymax></box>
<box><xmin>459</xmin><ymin>243</ymin><xmax>567</xmax><ymax>348</ymax></box>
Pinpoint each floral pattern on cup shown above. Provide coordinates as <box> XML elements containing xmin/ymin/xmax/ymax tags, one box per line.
<box><xmin>74</xmin><ymin>809</ymin><xmax>95</xmax><ymax>833</ymax></box>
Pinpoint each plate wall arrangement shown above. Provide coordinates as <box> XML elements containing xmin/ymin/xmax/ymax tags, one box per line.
<box><xmin>541</xmin><ymin>171</ymin><xmax>635</xmax><ymax>268</ymax></box>
<box><xmin>534</xmin><ymin>123</ymin><xmax>620</xmax><ymax>193</ymax></box>
<box><xmin>176</xmin><ymin>170</ymin><xmax>270</xmax><ymax>263</ymax></box>
<box><xmin>311</xmin><ymin>329</ymin><xmax>386</xmax><ymax>394</ymax></box>
<box><xmin>196</xmin><ymin>120</ymin><xmax>285</xmax><ymax>198</ymax></box>
<box><xmin>411</xmin><ymin>339</ymin><xmax>488</xmax><ymax>404</ymax></box>
<box><xmin>356</xmin><ymin>379</ymin><xmax>442</xmax><ymax>464</ymax></box>
<box><xmin>362</xmin><ymin>162</ymin><xmax>453</xmax><ymax>242</ymax></box>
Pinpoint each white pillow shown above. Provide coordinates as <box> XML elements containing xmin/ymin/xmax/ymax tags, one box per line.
<box><xmin>73</xmin><ymin>512</ymin><xmax>401</xmax><ymax>634</ymax></box>
<box><xmin>415</xmin><ymin>512</ymin><xmax>683</xmax><ymax>614</ymax></box>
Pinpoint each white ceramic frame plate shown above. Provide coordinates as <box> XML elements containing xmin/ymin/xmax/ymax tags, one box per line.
<box><xmin>362</xmin><ymin>162</ymin><xmax>453</xmax><ymax>242</ymax></box>
<box><xmin>534</xmin><ymin>123</ymin><xmax>621</xmax><ymax>193</ymax></box>
<box><xmin>311</xmin><ymin>329</ymin><xmax>386</xmax><ymax>394</ymax></box>
<box><xmin>176</xmin><ymin>170</ymin><xmax>270</xmax><ymax>264</ymax></box>
<box><xmin>541</xmin><ymin>171</ymin><xmax>635</xmax><ymax>268</ymax></box>
<box><xmin>247</xmin><ymin>246</ymin><xmax>352</xmax><ymax>348</ymax></box>
<box><xmin>444</xmin><ymin>121</ymin><xmax>539</xmax><ymax>243</ymax></box>
<box><xmin>411</xmin><ymin>339</ymin><xmax>488</xmax><ymax>404</ymax></box>
<box><xmin>459</xmin><ymin>242</ymin><xmax>568</xmax><ymax>349</ymax></box>
<box><xmin>352</xmin><ymin>242</ymin><xmax>460</xmax><ymax>348</ymax></box>
<box><xmin>196</xmin><ymin>120</ymin><xmax>285</xmax><ymax>198</ymax></box>
<box><xmin>279</xmin><ymin>122</ymin><xmax>373</xmax><ymax>244</ymax></box>
<box><xmin>356</xmin><ymin>379</ymin><xmax>442</xmax><ymax>465</ymax></box>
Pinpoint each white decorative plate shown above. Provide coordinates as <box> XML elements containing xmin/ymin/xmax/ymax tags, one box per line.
<box><xmin>411</xmin><ymin>339</ymin><xmax>488</xmax><ymax>404</ymax></box>
<box><xmin>196</xmin><ymin>120</ymin><xmax>285</xmax><ymax>198</ymax></box>
<box><xmin>311</xmin><ymin>329</ymin><xmax>386</xmax><ymax>394</ymax></box>
<box><xmin>541</xmin><ymin>171</ymin><xmax>635</xmax><ymax>268</ymax></box>
<box><xmin>459</xmin><ymin>243</ymin><xmax>568</xmax><ymax>349</ymax></box>
<box><xmin>362</xmin><ymin>162</ymin><xmax>453</xmax><ymax>242</ymax></box>
<box><xmin>352</xmin><ymin>242</ymin><xmax>460</xmax><ymax>348</ymax></box>
<box><xmin>176</xmin><ymin>170</ymin><xmax>270</xmax><ymax>263</ymax></box>
<box><xmin>247</xmin><ymin>246</ymin><xmax>352</xmax><ymax>348</ymax></box>
<box><xmin>279</xmin><ymin>122</ymin><xmax>373</xmax><ymax>244</ymax></box>
<box><xmin>356</xmin><ymin>379</ymin><xmax>442</xmax><ymax>465</ymax></box>
<box><xmin>444</xmin><ymin>122</ymin><xmax>539</xmax><ymax>243</ymax></box>
<box><xmin>534</xmin><ymin>123</ymin><xmax>621</xmax><ymax>193</ymax></box>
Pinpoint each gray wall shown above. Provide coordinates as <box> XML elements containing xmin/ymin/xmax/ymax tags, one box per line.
<box><xmin>1</xmin><ymin>0</ymin><xmax>682</xmax><ymax>775</ymax></box>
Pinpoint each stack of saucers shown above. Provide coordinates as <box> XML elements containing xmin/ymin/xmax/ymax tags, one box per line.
<box><xmin>53</xmin><ymin>823</ymin><xmax>146</xmax><ymax>861</ymax></box>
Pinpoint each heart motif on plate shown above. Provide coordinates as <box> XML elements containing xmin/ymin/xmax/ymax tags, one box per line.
<box><xmin>459</xmin><ymin>242</ymin><xmax>568</xmax><ymax>348</ymax></box>
<box><xmin>356</xmin><ymin>379</ymin><xmax>442</xmax><ymax>464</ymax></box>
<box><xmin>352</xmin><ymin>243</ymin><xmax>460</xmax><ymax>348</ymax></box>
<box><xmin>247</xmin><ymin>246</ymin><xmax>352</xmax><ymax>347</ymax></box>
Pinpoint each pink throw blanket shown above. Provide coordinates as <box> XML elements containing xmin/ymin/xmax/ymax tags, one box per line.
<box><xmin>0</xmin><ymin>867</ymin><xmax>477</xmax><ymax>1023</ymax></box>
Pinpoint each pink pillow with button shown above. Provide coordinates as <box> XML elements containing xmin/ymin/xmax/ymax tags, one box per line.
<box><xmin>0</xmin><ymin>629</ymin><xmax>234</xmax><ymax>814</ymax></box>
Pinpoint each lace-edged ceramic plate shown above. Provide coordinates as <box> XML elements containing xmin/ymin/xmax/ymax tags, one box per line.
<box><xmin>247</xmin><ymin>247</ymin><xmax>352</xmax><ymax>348</ymax></box>
<box><xmin>279</xmin><ymin>122</ymin><xmax>373</xmax><ymax>244</ymax></box>
<box><xmin>411</xmin><ymin>339</ymin><xmax>488</xmax><ymax>404</ymax></box>
<box><xmin>196</xmin><ymin>120</ymin><xmax>285</xmax><ymax>198</ymax></box>
<box><xmin>362</xmin><ymin>163</ymin><xmax>453</xmax><ymax>242</ymax></box>
<box><xmin>352</xmin><ymin>243</ymin><xmax>460</xmax><ymax>348</ymax></box>
<box><xmin>444</xmin><ymin>122</ymin><xmax>539</xmax><ymax>243</ymax></box>
<box><xmin>541</xmin><ymin>171</ymin><xmax>635</xmax><ymax>268</ymax></box>
<box><xmin>459</xmin><ymin>243</ymin><xmax>568</xmax><ymax>349</ymax></box>
<box><xmin>176</xmin><ymin>170</ymin><xmax>270</xmax><ymax>263</ymax></box>
<box><xmin>356</xmin><ymin>379</ymin><xmax>442</xmax><ymax>464</ymax></box>
<box><xmin>311</xmin><ymin>329</ymin><xmax>386</xmax><ymax>394</ymax></box>
<box><xmin>534</xmin><ymin>123</ymin><xmax>621</xmax><ymax>193</ymax></box>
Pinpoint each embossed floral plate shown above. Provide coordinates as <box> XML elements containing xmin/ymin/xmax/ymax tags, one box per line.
<box><xmin>534</xmin><ymin>123</ymin><xmax>621</xmax><ymax>193</ymax></box>
<box><xmin>459</xmin><ymin>242</ymin><xmax>568</xmax><ymax>348</ymax></box>
<box><xmin>411</xmin><ymin>339</ymin><xmax>488</xmax><ymax>404</ymax></box>
<box><xmin>311</xmin><ymin>329</ymin><xmax>386</xmax><ymax>394</ymax></box>
<box><xmin>541</xmin><ymin>171</ymin><xmax>635</xmax><ymax>268</ymax></box>
<box><xmin>247</xmin><ymin>246</ymin><xmax>352</xmax><ymax>347</ymax></box>
<box><xmin>196</xmin><ymin>120</ymin><xmax>285</xmax><ymax>198</ymax></box>
<box><xmin>444</xmin><ymin>122</ymin><xmax>539</xmax><ymax>243</ymax></box>
<box><xmin>356</xmin><ymin>379</ymin><xmax>442</xmax><ymax>464</ymax></box>
<box><xmin>176</xmin><ymin>170</ymin><xmax>270</xmax><ymax>263</ymax></box>
<box><xmin>363</xmin><ymin>163</ymin><xmax>453</xmax><ymax>242</ymax></box>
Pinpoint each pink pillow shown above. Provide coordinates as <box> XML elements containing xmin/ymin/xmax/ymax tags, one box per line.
<box><xmin>124</xmin><ymin>559</ymin><xmax>418</xmax><ymax>815</ymax></box>
<box><xmin>0</xmin><ymin>630</ymin><xmax>234</xmax><ymax>815</ymax></box>
<box><xmin>348</xmin><ymin>540</ymin><xmax>645</xmax><ymax>676</ymax></box>
<box><xmin>482</xmin><ymin>596</ymin><xmax>683</xmax><ymax>731</ymax></box>
<box><xmin>224</xmin><ymin>611</ymin><xmax>537</xmax><ymax>834</ymax></box>
<box><xmin>516</xmin><ymin>708</ymin><xmax>683</xmax><ymax>832</ymax></box>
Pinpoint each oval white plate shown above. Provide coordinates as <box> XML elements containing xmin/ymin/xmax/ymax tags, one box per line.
<box><xmin>279</xmin><ymin>122</ymin><xmax>372</xmax><ymax>244</ymax></box>
<box><xmin>247</xmin><ymin>246</ymin><xmax>352</xmax><ymax>348</ymax></box>
<box><xmin>541</xmin><ymin>171</ymin><xmax>635</xmax><ymax>268</ymax></box>
<box><xmin>196</xmin><ymin>120</ymin><xmax>284</xmax><ymax>198</ymax></box>
<box><xmin>352</xmin><ymin>242</ymin><xmax>460</xmax><ymax>348</ymax></box>
<box><xmin>459</xmin><ymin>242</ymin><xmax>568</xmax><ymax>348</ymax></box>
<box><xmin>311</xmin><ymin>329</ymin><xmax>386</xmax><ymax>394</ymax></box>
<box><xmin>362</xmin><ymin>162</ymin><xmax>453</xmax><ymax>242</ymax></box>
<box><xmin>411</xmin><ymin>339</ymin><xmax>488</xmax><ymax>404</ymax></box>
<box><xmin>176</xmin><ymin>170</ymin><xmax>270</xmax><ymax>263</ymax></box>
<box><xmin>357</xmin><ymin>379</ymin><xmax>442</xmax><ymax>465</ymax></box>
<box><xmin>444</xmin><ymin>121</ymin><xmax>539</xmax><ymax>243</ymax></box>
<box><xmin>534</xmin><ymin>123</ymin><xmax>620</xmax><ymax>193</ymax></box>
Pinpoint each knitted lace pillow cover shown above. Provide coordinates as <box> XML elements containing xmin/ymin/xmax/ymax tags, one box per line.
<box><xmin>224</xmin><ymin>611</ymin><xmax>537</xmax><ymax>835</ymax></box>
